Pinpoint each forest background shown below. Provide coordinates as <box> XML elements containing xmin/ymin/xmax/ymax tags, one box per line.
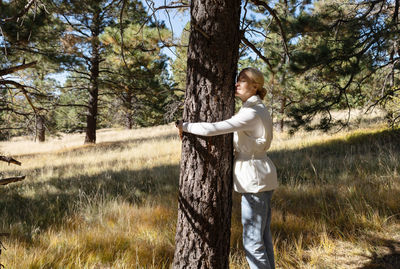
<box><xmin>1</xmin><ymin>0</ymin><xmax>399</xmax><ymax>142</ymax></box>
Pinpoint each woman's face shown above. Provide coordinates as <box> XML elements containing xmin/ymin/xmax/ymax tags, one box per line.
<box><xmin>235</xmin><ymin>71</ymin><xmax>257</xmax><ymax>102</ymax></box>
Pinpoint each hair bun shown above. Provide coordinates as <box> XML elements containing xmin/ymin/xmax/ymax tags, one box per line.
<box><xmin>257</xmin><ymin>87</ymin><xmax>267</xmax><ymax>100</ymax></box>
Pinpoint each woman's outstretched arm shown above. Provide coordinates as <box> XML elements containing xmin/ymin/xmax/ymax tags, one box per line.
<box><xmin>181</xmin><ymin>108</ymin><xmax>260</xmax><ymax>137</ymax></box>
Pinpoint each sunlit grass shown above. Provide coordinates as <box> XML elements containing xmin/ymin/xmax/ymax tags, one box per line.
<box><xmin>1</xmin><ymin>122</ymin><xmax>399</xmax><ymax>268</ymax></box>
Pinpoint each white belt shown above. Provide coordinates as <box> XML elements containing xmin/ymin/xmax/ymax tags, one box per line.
<box><xmin>236</xmin><ymin>152</ymin><xmax>267</xmax><ymax>159</ymax></box>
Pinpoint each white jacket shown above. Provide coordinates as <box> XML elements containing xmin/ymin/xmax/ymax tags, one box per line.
<box><xmin>182</xmin><ymin>95</ymin><xmax>278</xmax><ymax>193</ymax></box>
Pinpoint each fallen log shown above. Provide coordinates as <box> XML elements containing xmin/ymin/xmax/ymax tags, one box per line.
<box><xmin>0</xmin><ymin>156</ymin><xmax>21</xmax><ymax>166</ymax></box>
<box><xmin>0</xmin><ymin>176</ymin><xmax>26</xmax><ymax>186</ymax></box>
<box><xmin>0</xmin><ymin>156</ymin><xmax>25</xmax><ymax>186</ymax></box>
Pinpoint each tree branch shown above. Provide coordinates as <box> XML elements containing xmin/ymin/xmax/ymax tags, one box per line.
<box><xmin>241</xmin><ymin>35</ymin><xmax>273</xmax><ymax>71</ymax></box>
<box><xmin>250</xmin><ymin>0</ymin><xmax>290</xmax><ymax>60</ymax></box>
<box><xmin>0</xmin><ymin>80</ymin><xmax>38</xmax><ymax>114</ymax></box>
<box><xmin>0</xmin><ymin>80</ymin><xmax>24</xmax><ymax>88</ymax></box>
<box><xmin>2</xmin><ymin>0</ymin><xmax>36</xmax><ymax>22</ymax></box>
<box><xmin>0</xmin><ymin>176</ymin><xmax>26</xmax><ymax>186</ymax></box>
<box><xmin>155</xmin><ymin>4</ymin><xmax>189</xmax><ymax>11</ymax></box>
<box><xmin>0</xmin><ymin>61</ymin><xmax>37</xmax><ymax>76</ymax></box>
<box><xmin>61</xmin><ymin>14</ymin><xmax>90</xmax><ymax>38</ymax></box>
<box><xmin>0</xmin><ymin>156</ymin><xmax>21</xmax><ymax>166</ymax></box>
<box><xmin>56</xmin><ymin>103</ymin><xmax>89</xmax><ymax>108</ymax></box>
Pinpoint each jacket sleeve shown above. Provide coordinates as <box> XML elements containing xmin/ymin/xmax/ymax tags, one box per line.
<box><xmin>182</xmin><ymin>108</ymin><xmax>260</xmax><ymax>136</ymax></box>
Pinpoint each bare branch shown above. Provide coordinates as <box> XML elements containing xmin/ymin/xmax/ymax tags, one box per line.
<box><xmin>118</xmin><ymin>0</ymin><xmax>133</xmax><ymax>77</ymax></box>
<box><xmin>0</xmin><ymin>61</ymin><xmax>37</xmax><ymax>76</ymax></box>
<box><xmin>61</xmin><ymin>14</ymin><xmax>90</xmax><ymax>38</ymax></box>
<box><xmin>0</xmin><ymin>156</ymin><xmax>22</xmax><ymax>166</ymax></box>
<box><xmin>367</xmin><ymin>86</ymin><xmax>400</xmax><ymax>112</ymax></box>
<box><xmin>0</xmin><ymin>80</ymin><xmax>38</xmax><ymax>114</ymax></box>
<box><xmin>2</xmin><ymin>0</ymin><xmax>36</xmax><ymax>22</ymax></box>
<box><xmin>246</xmin><ymin>28</ymin><xmax>269</xmax><ymax>39</ymax></box>
<box><xmin>241</xmin><ymin>35</ymin><xmax>273</xmax><ymax>71</ymax></box>
<box><xmin>250</xmin><ymin>0</ymin><xmax>290</xmax><ymax>60</ymax></box>
<box><xmin>144</xmin><ymin>0</ymin><xmax>180</xmax><ymax>57</ymax></box>
<box><xmin>153</xmin><ymin>3</ymin><xmax>189</xmax><ymax>11</ymax></box>
<box><xmin>241</xmin><ymin>0</ymin><xmax>249</xmax><ymax>30</ymax></box>
<box><xmin>56</xmin><ymin>103</ymin><xmax>89</xmax><ymax>108</ymax></box>
<box><xmin>0</xmin><ymin>176</ymin><xmax>26</xmax><ymax>186</ymax></box>
<box><xmin>0</xmin><ymin>80</ymin><xmax>25</xmax><ymax>88</ymax></box>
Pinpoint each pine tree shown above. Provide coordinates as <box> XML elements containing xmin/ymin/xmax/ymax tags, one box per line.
<box><xmin>0</xmin><ymin>0</ymin><xmax>64</xmax><ymax>140</ymax></box>
<box><xmin>285</xmin><ymin>0</ymin><xmax>400</xmax><ymax>130</ymax></box>
<box><xmin>100</xmin><ymin>22</ymin><xmax>171</xmax><ymax>128</ymax></box>
<box><xmin>173</xmin><ymin>0</ymin><xmax>241</xmax><ymax>267</ymax></box>
<box><xmin>53</xmin><ymin>0</ymin><xmax>121</xmax><ymax>143</ymax></box>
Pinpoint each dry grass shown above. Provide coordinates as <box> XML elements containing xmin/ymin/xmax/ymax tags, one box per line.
<box><xmin>1</xmin><ymin>122</ymin><xmax>399</xmax><ymax>268</ymax></box>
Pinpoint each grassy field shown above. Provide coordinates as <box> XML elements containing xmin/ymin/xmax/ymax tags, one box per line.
<box><xmin>0</xmin><ymin>122</ymin><xmax>399</xmax><ymax>268</ymax></box>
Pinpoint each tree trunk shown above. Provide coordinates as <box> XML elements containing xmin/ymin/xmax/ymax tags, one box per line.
<box><xmin>85</xmin><ymin>6</ymin><xmax>101</xmax><ymax>144</ymax></box>
<box><xmin>36</xmin><ymin>114</ymin><xmax>45</xmax><ymax>142</ymax></box>
<box><xmin>125</xmin><ymin>92</ymin><xmax>134</xmax><ymax>129</ymax></box>
<box><xmin>173</xmin><ymin>0</ymin><xmax>241</xmax><ymax>268</ymax></box>
<box><xmin>278</xmin><ymin>51</ymin><xmax>288</xmax><ymax>132</ymax></box>
<box><xmin>278</xmin><ymin>70</ymin><xmax>286</xmax><ymax>132</ymax></box>
<box><xmin>125</xmin><ymin>111</ymin><xmax>133</xmax><ymax>129</ymax></box>
<box><xmin>279</xmin><ymin>96</ymin><xmax>286</xmax><ymax>132</ymax></box>
<box><xmin>386</xmin><ymin>3</ymin><xmax>398</xmax><ymax>125</ymax></box>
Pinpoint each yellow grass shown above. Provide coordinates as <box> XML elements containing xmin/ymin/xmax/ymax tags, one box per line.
<box><xmin>1</xmin><ymin>122</ymin><xmax>399</xmax><ymax>268</ymax></box>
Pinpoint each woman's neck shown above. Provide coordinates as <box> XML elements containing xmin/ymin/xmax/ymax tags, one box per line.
<box><xmin>241</xmin><ymin>94</ymin><xmax>258</xmax><ymax>103</ymax></box>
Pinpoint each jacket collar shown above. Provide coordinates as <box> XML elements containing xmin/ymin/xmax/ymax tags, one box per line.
<box><xmin>242</xmin><ymin>95</ymin><xmax>262</xmax><ymax>108</ymax></box>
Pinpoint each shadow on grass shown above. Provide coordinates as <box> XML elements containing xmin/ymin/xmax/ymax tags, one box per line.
<box><xmin>267</xmin><ymin>128</ymin><xmax>400</xmax><ymax>229</ymax></box>
<box><xmin>0</xmin><ymin>127</ymin><xmax>399</xmax><ymax>266</ymax></box>
<box><xmin>0</xmin><ymin>164</ymin><xmax>179</xmax><ymax>242</ymax></box>
<box><xmin>360</xmin><ymin>237</ymin><xmax>400</xmax><ymax>269</ymax></box>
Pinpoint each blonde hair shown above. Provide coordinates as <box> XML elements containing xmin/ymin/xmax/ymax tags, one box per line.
<box><xmin>240</xmin><ymin>67</ymin><xmax>267</xmax><ymax>100</ymax></box>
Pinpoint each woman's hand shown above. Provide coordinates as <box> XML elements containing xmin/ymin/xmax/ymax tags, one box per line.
<box><xmin>175</xmin><ymin>120</ymin><xmax>183</xmax><ymax>140</ymax></box>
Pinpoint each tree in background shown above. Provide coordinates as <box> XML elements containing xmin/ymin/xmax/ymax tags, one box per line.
<box><xmin>227</xmin><ymin>0</ymin><xmax>400</xmax><ymax>131</ymax></box>
<box><xmin>100</xmin><ymin>21</ymin><xmax>171</xmax><ymax>128</ymax></box>
<box><xmin>255</xmin><ymin>0</ymin><xmax>295</xmax><ymax>132</ymax></box>
<box><xmin>284</xmin><ymin>0</ymin><xmax>400</xmax><ymax>130</ymax></box>
<box><xmin>167</xmin><ymin>22</ymin><xmax>189</xmax><ymax>122</ymax></box>
<box><xmin>1</xmin><ymin>0</ymin><xmax>399</xmax><ymax>140</ymax></box>
<box><xmin>54</xmin><ymin>0</ymin><xmax>173</xmax><ymax>140</ymax></box>
<box><xmin>54</xmin><ymin>74</ymin><xmax>88</xmax><ymax>133</ymax></box>
<box><xmin>0</xmin><ymin>0</ymin><xmax>64</xmax><ymax>141</ymax></box>
<box><xmin>54</xmin><ymin>0</ymin><xmax>122</xmax><ymax>143</ymax></box>
<box><xmin>170</xmin><ymin>22</ymin><xmax>189</xmax><ymax>92</ymax></box>
<box><xmin>6</xmin><ymin>67</ymin><xmax>60</xmax><ymax>142</ymax></box>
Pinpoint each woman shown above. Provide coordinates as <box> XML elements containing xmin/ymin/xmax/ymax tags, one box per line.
<box><xmin>176</xmin><ymin>67</ymin><xmax>278</xmax><ymax>269</ymax></box>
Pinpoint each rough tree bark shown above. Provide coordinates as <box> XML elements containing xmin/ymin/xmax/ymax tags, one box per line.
<box><xmin>84</xmin><ymin>5</ymin><xmax>101</xmax><ymax>144</ymax></box>
<box><xmin>36</xmin><ymin>114</ymin><xmax>45</xmax><ymax>142</ymax></box>
<box><xmin>125</xmin><ymin>91</ymin><xmax>134</xmax><ymax>129</ymax></box>
<box><xmin>125</xmin><ymin>111</ymin><xmax>133</xmax><ymax>129</ymax></box>
<box><xmin>173</xmin><ymin>0</ymin><xmax>241</xmax><ymax>268</ymax></box>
